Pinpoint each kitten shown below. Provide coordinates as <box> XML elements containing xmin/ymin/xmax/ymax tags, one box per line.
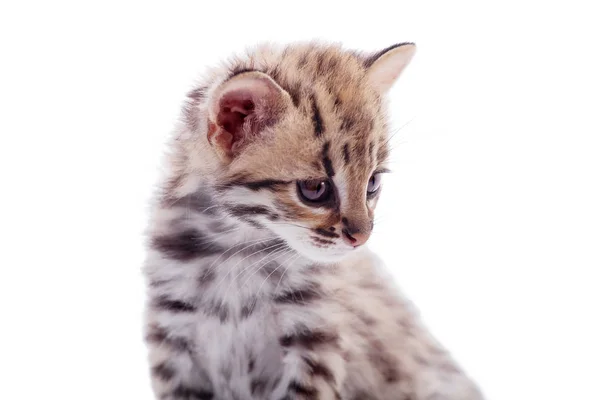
<box><xmin>144</xmin><ymin>42</ymin><xmax>484</xmax><ymax>400</ymax></box>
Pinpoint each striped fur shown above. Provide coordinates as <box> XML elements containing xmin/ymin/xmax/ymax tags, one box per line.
<box><xmin>144</xmin><ymin>41</ymin><xmax>484</xmax><ymax>400</ymax></box>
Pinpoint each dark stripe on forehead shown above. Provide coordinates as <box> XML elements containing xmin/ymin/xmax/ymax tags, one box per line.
<box><xmin>267</xmin><ymin>65</ymin><xmax>301</xmax><ymax>108</ymax></box>
<box><xmin>321</xmin><ymin>142</ymin><xmax>335</xmax><ymax>177</ymax></box>
<box><xmin>367</xmin><ymin>117</ymin><xmax>375</xmax><ymax>132</ymax></box>
<box><xmin>298</xmin><ymin>52</ymin><xmax>309</xmax><ymax>68</ymax></box>
<box><xmin>311</xmin><ymin>95</ymin><xmax>324</xmax><ymax>137</ymax></box>
<box><xmin>341</xmin><ymin>117</ymin><xmax>355</xmax><ymax>132</ymax></box>
<box><xmin>315</xmin><ymin>51</ymin><xmax>326</xmax><ymax>75</ymax></box>
<box><xmin>284</xmin><ymin>82</ymin><xmax>301</xmax><ymax>108</ymax></box>
<box><xmin>334</xmin><ymin>95</ymin><xmax>342</xmax><ymax>108</ymax></box>
<box><xmin>266</xmin><ymin>65</ymin><xmax>302</xmax><ymax>107</ymax></box>
<box><xmin>342</xmin><ymin>143</ymin><xmax>351</xmax><ymax>165</ymax></box>
<box><xmin>368</xmin><ymin>142</ymin><xmax>375</xmax><ymax>162</ymax></box>
<box><xmin>324</xmin><ymin>54</ymin><xmax>338</xmax><ymax>73</ymax></box>
<box><xmin>268</xmin><ymin>65</ymin><xmax>282</xmax><ymax>82</ymax></box>
<box><xmin>354</xmin><ymin>142</ymin><xmax>366</xmax><ymax>162</ymax></box>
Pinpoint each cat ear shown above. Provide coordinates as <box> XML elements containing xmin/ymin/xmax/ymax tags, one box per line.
<box><xmin>207</xmin><ymin>71</ymin><xmax>290</xmax><ymax>160</ymax></box>
<box><xmin>365</xmin><ymin>43</ymin><xmax>416</xmax><ymax>94</ymax></box>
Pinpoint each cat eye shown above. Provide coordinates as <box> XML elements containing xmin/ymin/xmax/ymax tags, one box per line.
<box><xmin>297</xmin><ymin>179</ymin><xmax>333</xmax><ymax>203</ymax></box>
<box><xmin>367</xmin><ymin>173</ymin><xmax>382</xmax><ymax>196</ymax></box>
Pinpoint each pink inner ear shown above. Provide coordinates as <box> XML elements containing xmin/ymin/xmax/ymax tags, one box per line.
<box><xmin>217</xmin><ymin>91</ymin><xmax>256</xmax><ymax>140</ymax></box>
<box><xmin>209</xmin><ymin>75</ymin><xmax>286</xmax><ymax>157</ymax></box>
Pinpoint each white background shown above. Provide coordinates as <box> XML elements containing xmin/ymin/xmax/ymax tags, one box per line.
<box><xmin>1</xmin><ymin>1</ymin><xmax>598</xmax><ymax>399</ymax></box>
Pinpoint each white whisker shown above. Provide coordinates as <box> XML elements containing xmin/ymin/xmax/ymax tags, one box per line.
<box><xmin>239</xmin><ymin>248</ymin><xmax>296</xmax><ymax>290</ymax></box>
<box><xmin>211</xmin><ymin>242</ymin><xmax>288</xmax><ymax>295</ymax></box>
<box><xmin>273</xmin><ymin>254</ymin><xmax>301</xmax><ymax>294</ymax></box>
<box><xmin>219</xmin><ymin>246</ymin><xmax>293</xmax><ymax>299</ymax></box>
<box><xmin>204</xmin><ymin>236</ymin><xmax>279</xmax><ymax>276</ymax></box>
<box><xmin>251</xmin><ymin>252</ymin><xmax>300</xmax><ymax>310</ymax></box>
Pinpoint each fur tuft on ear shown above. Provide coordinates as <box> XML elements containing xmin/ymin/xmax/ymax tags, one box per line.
<box><xmin>207</xmin><ymin>71</ymin><xmax>290</xmax><ymax>160</ymax></box>
<box><xmin>365</xmin><ymin>42</ymin><xmax>416</xmax><ymax>94</ymax></box>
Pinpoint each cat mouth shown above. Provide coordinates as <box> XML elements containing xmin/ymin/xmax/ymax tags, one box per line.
<box><xmin>308</xmin><ymin>237</ymin><xmax>359</xmax><ymax>258</ymax></box>
<box><xmin>310</xmin><ymin>235</ymin><xmax>336</xmax><ymax>248</ymax></box>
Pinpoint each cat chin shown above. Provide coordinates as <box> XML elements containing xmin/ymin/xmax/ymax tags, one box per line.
<box><xmin>286</xmin><ymin>241</ymin><xmax>358</xmax><ymax>264</ymax></box>
<box><xmin>309</xmin><ymin>252</ymin><xmax>354</xmax><ymax>264</ymax></box>
<box><xmin>264</xmin><ymin>223</ymin><xmax>358</xmax><ymax>264</ymax></box>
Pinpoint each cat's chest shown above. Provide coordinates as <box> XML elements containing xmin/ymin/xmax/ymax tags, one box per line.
<box><xmin>181</xmin><ymin>248</ymin><xmax>351</xmax><ymax>398</ymax></box>
<box><xmin>194</xmin><ymin>304</ymin><xmax>286</xmax><ymax>399</ymax></box>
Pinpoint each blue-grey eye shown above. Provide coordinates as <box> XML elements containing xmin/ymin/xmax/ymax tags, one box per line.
<box><xmin>297</xmin><ymin>180</ymin><xmax>332</xmax><ymax>202</ymax></box>
<box><xmin>367</xmin><ymin>174</ymin><xmax>382</xmax><ymax>195</ymax></box>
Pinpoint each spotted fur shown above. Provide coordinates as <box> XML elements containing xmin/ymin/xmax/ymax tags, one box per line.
<box><xmin>144</xmin><ymin>41</ymin><xmax>484</xmax><ymax>400</ymax></box>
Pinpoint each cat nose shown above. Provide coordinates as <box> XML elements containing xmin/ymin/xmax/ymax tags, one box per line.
<box><xmin>342</xmin><ymin>227</ymin><xmax>370</xmax><ymax>247</ymax></box>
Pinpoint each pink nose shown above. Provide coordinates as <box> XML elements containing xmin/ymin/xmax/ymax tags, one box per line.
<box><xmin>342</xmin><ymin>228</ymin><xmax>370</xmax><ymax>247</ymax></box>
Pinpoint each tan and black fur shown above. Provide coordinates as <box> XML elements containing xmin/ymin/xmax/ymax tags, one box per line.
<box><xmin>144</xmin><ymin>41</ymin><xmax>484</xmax><ymax>399</ymax></box>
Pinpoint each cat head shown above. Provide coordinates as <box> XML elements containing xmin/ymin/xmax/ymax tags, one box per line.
<box><xmin>179</xmin><ymin>42</ymin><xmax>415</xmax><ymax>263</ymax></box>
